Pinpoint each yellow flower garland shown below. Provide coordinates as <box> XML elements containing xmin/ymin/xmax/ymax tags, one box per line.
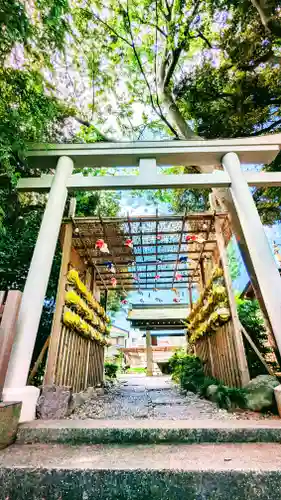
<box><xmin>64</xmin><ymin>269</ymin><xmax>111</xmax><ymax>342</ymax></box>
<box><xmin>186</xmin><ymin>266</ymin><xmax>230</xmax><ymax>344</ymax></box>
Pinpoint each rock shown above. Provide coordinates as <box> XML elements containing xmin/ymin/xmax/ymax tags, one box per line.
<box><xmin>95</xmin><ymin>387</ymin><xmax>104</xmax><ymax>396</ymax></box>
<box><xmin>69</xmin><ymin>387</ymin><xmax>95</xmax><ymax>412</ymax></box>
<box><xmin>37</xmin><ymin>385</ymin><xmax>72</xmax><ymax>419</ymax></box>
<box><xmin>206</xmin><ymin>384</ymin><xmax>219</xmax><ymax>403</ymax></box>
<box><xmin>245</xmin><ymin>375</ymin><xmax>279</xmax><ymax>412</ymax></box>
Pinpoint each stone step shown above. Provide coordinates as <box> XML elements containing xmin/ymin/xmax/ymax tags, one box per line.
<box><xmin>17</xmin><ymin>418</ymin><xmax>281</xmax><ymax>445</ymax></box>
<box><xmin>1</xmin><ymin>442</ymin><xmax>281</xmax><ymax>499</ymax></box>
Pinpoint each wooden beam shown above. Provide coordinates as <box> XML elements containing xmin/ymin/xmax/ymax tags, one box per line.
<box><xmin>240</xmin><ymin>322</ymin><xmax>275</xmax><ymax>376</ymax></box>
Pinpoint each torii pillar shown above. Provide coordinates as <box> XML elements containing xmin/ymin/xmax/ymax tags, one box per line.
<box><xmin>222</xmin><ymin>153</ymin><xmax>281</xmax><ymax>357</ymax></box>
<box><xmin>3</xmin><ymin>156</ymin><xmax>73</xmax><ymax>422</ymax></box>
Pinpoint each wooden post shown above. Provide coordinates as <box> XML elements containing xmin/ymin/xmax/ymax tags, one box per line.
<box><xmin>0</xmin><ymin>291</ymin><xmax>22</xmax><ymax>399</ymax></box>
<box><xmin>199</xmin><ymin>258</ymin><xmax>206</xmax><ymax>289</ymax></box>
<box><xmin>188</xmin><ymin>284</ymin><xmax>193</xmax><ymax>310</ymax></box>
<box><xmin>146</xmin><ymin>330</ymin><xmax>153</xmax><ymax>376</ymax></box>
<box><xmin>210</xmin><ymin>194</ymin><xmax>250</xmax><ymax>386</ymax></box>
<box><xmin>28</xmin><ymin>336</ymin><xmax>50</xmax><ymax>385</ymax></box>
<box><xmin>207</xmin><ymin>337</ymin><xmax>215</xmax><ymax>377</ymax></box>
<box><xmin>44</xmin><ymin>222</ymin><xmax>73</xmax><ymax>385</ymax></box>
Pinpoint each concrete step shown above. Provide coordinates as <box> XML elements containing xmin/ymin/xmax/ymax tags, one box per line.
<box><xmin>17</xmin><ymin>419</ymin><xmax>281</xmax><ymax>445</ymax></box>
<box><xmin>1</xmin><ymin>442</ymin><xmax>281</xmax><ymax>499</ymax></box>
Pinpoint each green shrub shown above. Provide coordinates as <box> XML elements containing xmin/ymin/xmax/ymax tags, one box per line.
<box><xmin>104</xmin><ymin>362</ymin><xmax>118</xmax><ymax>379</ymax></box>
<box><xmin>168</xmin><ymin>352</ymin><xmax>246</xmax><ymax>410</ymax></box>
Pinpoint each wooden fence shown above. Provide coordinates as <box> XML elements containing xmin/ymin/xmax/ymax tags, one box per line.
<box><xmin>195</xmin><ymin>321</ymin><xmax>242</xmax><ymax>387</ymax></box>
<box><xmin>0</xmin><ymin>291</ymin><xmax>22</xmax><ymax>398</ymax></box>
<box><xmin>53</xmin><ymin>327</ymin><xmax>104</xmax><ymax>392</ymax></box>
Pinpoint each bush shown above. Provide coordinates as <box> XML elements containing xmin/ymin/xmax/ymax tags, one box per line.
<box><xmin>104</xmin><ymin>362</ymin><xmax>118</xmax><ymax>379</ymax></box>
<box><xmin>168</xmin><ymin>351</ymin><xmax>247</xmax><ymax>410</ymax></box>
<box><xmin>237</xmin><ymin>298</ymin><xmax>276</xmax><ymax>378</ymax></box>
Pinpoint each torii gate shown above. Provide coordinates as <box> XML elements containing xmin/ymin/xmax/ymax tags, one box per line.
<box><xmin>3</xmin><ymin>135</ymin><xmax>281</xmax><ymax>419</ymax></box>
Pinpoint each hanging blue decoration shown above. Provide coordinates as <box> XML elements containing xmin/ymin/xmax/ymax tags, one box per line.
<box><xmin>179</xmin><ymin>256</ymin><xmax>187</xmax><ymax>263</ymax></box>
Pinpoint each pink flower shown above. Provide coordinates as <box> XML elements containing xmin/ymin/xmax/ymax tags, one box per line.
<box><xmin>156</xmin><ymin>234</ymin><xmax>162</xmax><ymax>240</ymax></box>
<box><xmin>155</xmin><ymin>274</ymin><xmax>161</xmax><ymax>280</ymax></box>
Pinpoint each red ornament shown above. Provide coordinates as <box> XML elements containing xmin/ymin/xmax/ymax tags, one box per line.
<box><xmin>125</xmin><ymin>238</ymin><xmax>133</xmax><ymax>248</ymax></box>
<box><xmin>156</xmin><ymin>234</ymin><xmax>162</xmax><ymax>240</ymax></box>
<box><xmin>173</xmin><ymin>297</ymin><xmax>180</xmax><ymax>303</ymax></box>
<box><xmin>121</xmin><ymin>299</ymin><xmax>128</xmax><ymax>305</ymax></box>
<box><xmin>154</xmin><ymin>274</ymin><xmax>161</xmax><ymax>280</ymax></box>
<box><xmin>96</xmin><ymin>238</ymin><xmax>105</xmax><ymax>249</ymax></box>
<box><xmin>111</xmin><ymin>277</ymin><xmax>117</xmax><ymax>287</ymax></box>
<box><xmin>186</xmin><ymin>235</ymin><xmax>197</xmax><ymax>242</ymax></box>
<box><xmin>175</xmin><ymin>272</ymin><xmax>183</xmax><ymax>281</ymax></box>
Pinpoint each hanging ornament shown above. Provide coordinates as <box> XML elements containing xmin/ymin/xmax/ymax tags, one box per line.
<box><xmin>138</xmin><ymin>290</ymin><xmax>144</xmax><ymax>296</ymax></box>
<box><xmin>106</xmin><ymin>262</ymin><xmax>116</xmax><ymax>273</ymax></box>
<box><xmin>95</xmin><ymin>239</ymin><xmax>109</xmax><ymax>253</ymax></box>
<box><xmin>173</xmin><ymin>297</ymin><xmax>181</xmax><ymax>303</ymax></box>
<box><xmin>140</xmin><ymin>298</ymin><xmax>145</xmax><ymax>304</ymax></box>
<box><xmin>175</xmin><ymin>272</ymin><xmax>183</xmax><ymax>281</ymax></box>
<box><xmin>171</xmin><ymin>287</ymin><xmax>179</xmax><ymax>295</ymax></box>
<box><xmin>154</xmin><ymin>274</ymin><xmax>161</xmax><ymax>280</ymax></box>
<box><xmin>121</xmin><ymin>299</ymin><xmax>128</xmax><ymax>305</ymax></box>
<box><xmin>202</xmin><ymin>223</ymin><xmax>208</xmax><ymax>230</ymax></box>
<box><xmin>156</xmin><ymin>258</ymin><xmax>162</xmax><ymax>264</ymax></box>
<box><xmin>111</xmin><ymin>277</ymin><xmax>117</xmax><ymax>288</ymax></box>
<box><xmin>155</xmin><ymin>297</ymin><xmax>163</xmax><ymax>303</ymax></box>
<box><xmin>186</xmin><ymin>235</ymin><xmax>197</xmax><ymax>242</ymax></box>
<box><xmin>179</xmin><ymin>256</ymin><xmax>187</xmax><ymax>263</ymax></box>
<box><xmin>156</xmin><ymin>234</ymin><xmax>162</xmax><ymax>241</ymax></box>
<box><xmin>74</xmin><ymin>227</ymin><xmax>79</xmax><ymax>234</ymax></box>
<box><xmin>125</xmin><ymin>238</ymin><xmax>133</xmax><ymax>249</ymax></box>
<box><xmin>133</xmin><ymin>275</ymin><xmax>139</xmax><ymax>281</ymax></box>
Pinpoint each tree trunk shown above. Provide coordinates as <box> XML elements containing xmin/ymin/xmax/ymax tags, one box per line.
<box><xmin>159</xmin><ymin>87</ymin><xmax>200</xmax><ymax>140</ymax></box>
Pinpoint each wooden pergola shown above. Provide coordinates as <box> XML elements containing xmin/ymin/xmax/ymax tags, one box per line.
<box><xmin>70</xmin><ymin>212</ymin><xmax>224</xmax><ymax>291</ymax></box>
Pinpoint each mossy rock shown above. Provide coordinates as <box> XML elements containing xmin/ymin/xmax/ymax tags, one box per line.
<box><xmin>245</xmin><ymin>375</ymin><xmax>279</xmax><ymax>412</ymax></box>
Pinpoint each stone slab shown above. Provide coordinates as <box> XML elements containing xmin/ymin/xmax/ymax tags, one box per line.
<box><xmin>17</xmin><ymin>419</ymin><xmax>281</xmax><ymax>445</ymax></box>
<box><xmin>2</xmin><ymin>443</ymin><xmax>281</xmax><ymax>499</ymax></box>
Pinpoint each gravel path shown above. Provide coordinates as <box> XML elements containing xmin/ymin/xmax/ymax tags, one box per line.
<box><xmin>70</xmin><ymin>375</ymin><xmax>237</xmax><ymax>420</ymax></box>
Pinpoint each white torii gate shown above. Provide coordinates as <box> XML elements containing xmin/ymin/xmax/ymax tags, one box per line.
<box><xmin>4</xmin><ymin>135</ymin><xmax>281</xmax><ymax>421</ymax></box>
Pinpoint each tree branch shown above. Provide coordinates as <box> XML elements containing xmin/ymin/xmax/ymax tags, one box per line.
<box><xmin>251</xmin><ymin>0</ymin><xmax>281</xmax><ymax>37</ymax></box>
<box><xmin>72</xmin><ymin>117</ymin><xmax>116</xmax><ymax>141</ymax></box>
<box><xmin>124</xmin><ymin>0</ymin><xmax>180</xmax><ymax>137</ymax></box>
<box><xmin>249</xmin><ymin>117</ymin><xmax>281</xmax><ymax>136</ymax></box>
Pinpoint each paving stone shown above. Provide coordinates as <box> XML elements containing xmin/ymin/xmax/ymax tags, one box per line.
<box><xmin>69</xmin><ymin>375</ymin><xmax>237</xmax><ymax>421</ymax></box>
